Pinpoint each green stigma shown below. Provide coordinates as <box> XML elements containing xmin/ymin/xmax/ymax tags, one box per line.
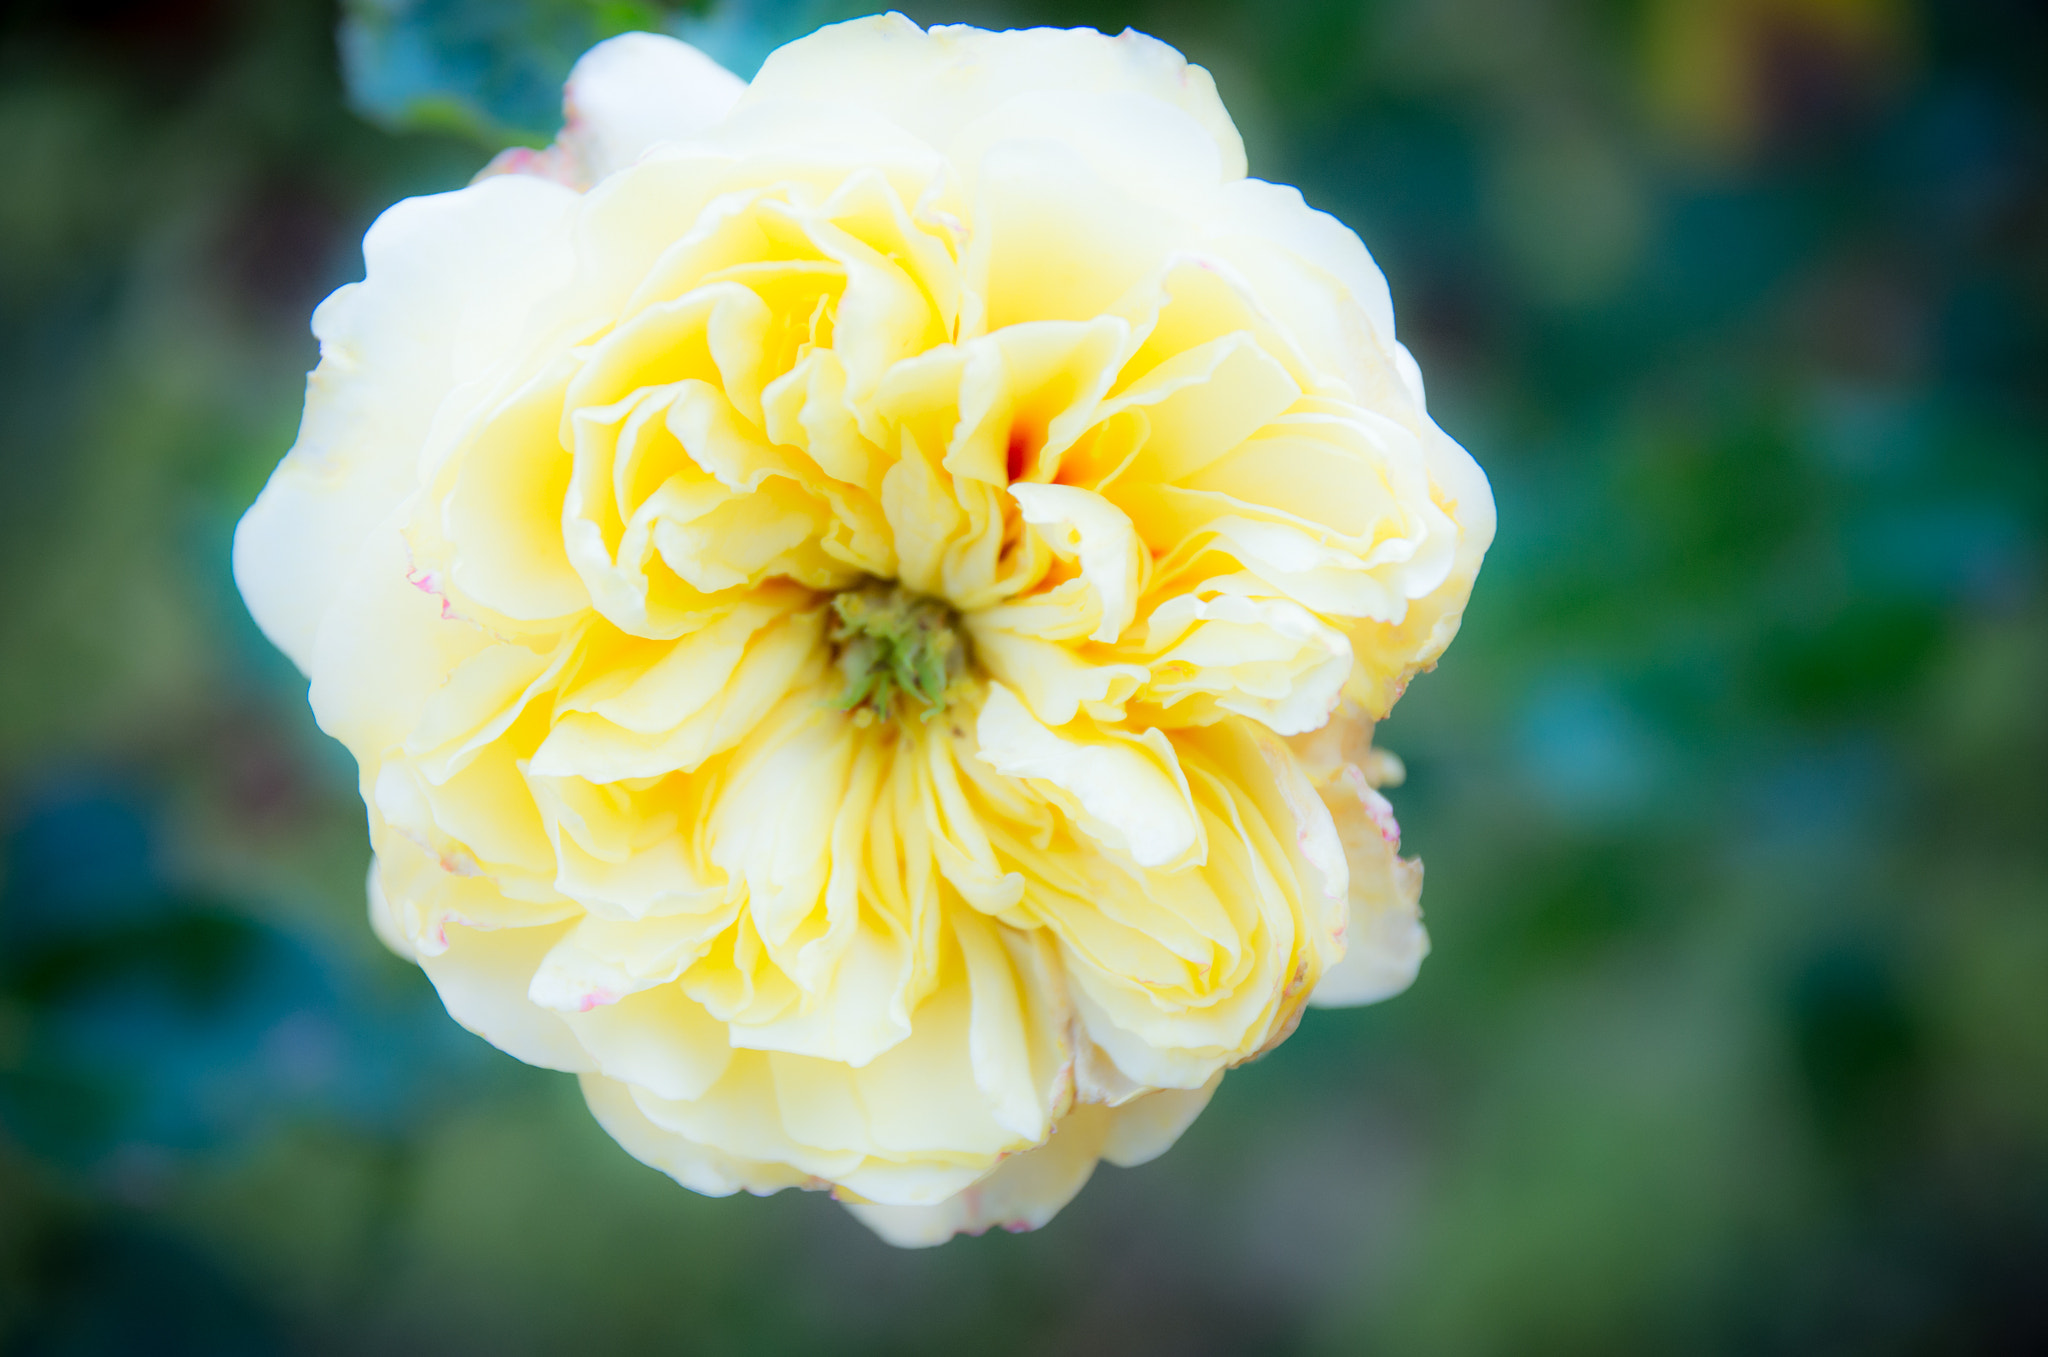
<box><xmin>829</xmin><ymin>582</ymin><xmax>969</xmax><ymax>723</ymax></box>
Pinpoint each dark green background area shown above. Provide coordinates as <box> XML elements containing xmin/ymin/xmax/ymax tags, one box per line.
<box><xmin>2</xmin><ymin>1</ymin><xmax>2044</xmax><ymax>1352</ymax></box>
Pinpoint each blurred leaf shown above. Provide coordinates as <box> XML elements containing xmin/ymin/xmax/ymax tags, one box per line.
<box><xmin>336</xmin><ymin>0</ymin><xmax>703</xmax><ymax>145</ymax></box>
<box><xmin>335</xmin><ymin>0</ymin><xmax>879</xmax><ymax>145</ymax></box>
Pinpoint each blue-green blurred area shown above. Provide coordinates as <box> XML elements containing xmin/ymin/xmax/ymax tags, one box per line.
<box><xmin>2</xmin><ymin>0</ymin><xmax>2044</xmax><ymax>1350</ymax></box>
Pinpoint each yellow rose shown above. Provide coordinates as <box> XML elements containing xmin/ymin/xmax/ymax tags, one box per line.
<box><xmin>234</xmin><ymin>15</ymin><xmax>1493</xmax><ymax>1246</ymax></box>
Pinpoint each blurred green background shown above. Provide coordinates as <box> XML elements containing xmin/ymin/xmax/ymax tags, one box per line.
<box><xmin>2</xmin><ymin>0</ymin><xmax>2044</xmax><ymax>1352</ymax></box>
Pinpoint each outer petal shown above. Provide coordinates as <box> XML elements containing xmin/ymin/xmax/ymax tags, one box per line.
<box><xmin>580</xmin><ymin>1072</ymin><xmax>810</xmax><ymax>1198</ymax></box>
<box><xmin>562</xmin><ymin>34</ymin><xmax>745</xmax><ymax>183</ymax></box>
<box><xmin>366</xmin><ymin>857</ymin><xmax>414</xmax><ymax>960</ymax></box>
<box><xmin>233</xmin><ymin>175</ymin><xmax>579</xmax><ymax>672</ymax></box>
<box><xmin>1308</xmin><ymin>764</ymin><xmax>1429</xmax><ymax>1007</ymax></box>
<box><xmin>484</xmin><ymin>34</ymin><xmax>747</xmax><ymax>189</ymax></box>
<box><xmin>1211</xmin><ymin>178</ymin><xmax>1396</xmax><ymax>352</ymax></box>
<box><xmin>843</xmin><ymin>1074</ymin><xmax>1216</xmax><ymax>1246</ymax></box>
<box><xmin>1340</xmin><ymin>417</ymin><xmax>1498</xmax><ymax>716</ymax></box>
<box><xmin>843</xmin><ymin>1102</ymin><xmax>1114</xmax><ymax>1247</ymax></box>
<box><xmin>418</xmin><ymin>922</ymin><xmax>596</xmax><ymax>1072</ymax></box>
<box><xmin>1100</xmin><ymin>1072</ymin><xmax>1222</xmax><ymax>1167</ymax></box>
<box><xmin>738</xmin><ymin>15</ymin><xmax>1246</xmax><ymax>182</ymax></box>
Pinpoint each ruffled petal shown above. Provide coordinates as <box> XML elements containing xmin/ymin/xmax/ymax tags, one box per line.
<box><xmin>740</xmin><ymin>16</ymin><xmax>1246</xmax><ymax>184</ymax></box>
<box><xmin>235</xmin><ymin>175</ymin><xmax>579</xmax><ymax>671</ymax></box>
<box><xmin>480</xmin><ymin>34</ymin><xmax>745</xmax><ymax>189</ymax></box>
<box><xmin>843</xmin><ymin>1102</ymin><xmax>1114</xmax><ymax>1247</ymax></box>
<box><xmin>973</xmin><ymin>682</ymin><xmax>1202</xmax><ymax>870</ymax></box>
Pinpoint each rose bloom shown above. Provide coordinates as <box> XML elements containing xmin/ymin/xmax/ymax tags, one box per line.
<box><xmin>235</xmin><ymin>16</ymin><xmax>1493</xmax><ymax>1245</ymax></box>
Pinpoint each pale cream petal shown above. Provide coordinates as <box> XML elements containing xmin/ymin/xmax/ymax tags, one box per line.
<box><xmin>843</xmin><ymin>1102</ymin><xmax>1114</xmax><ymax>1247</ymax></box>
<box><xmin>741</xmin><ymin>16</ymin><xmax>1245</xmax><ymax>182</ymax></box>
<box><xmin>1211</xmin><ymin>177</ymin><xmax>1396</xmax><ymax>350</ymax></box>
<box><xmin>729</xmin><ymin>923</ymin><xmax>911</xmax><ymax>1067</ymax></box>
<box><xmin>924</xmin><ymin>320</ymin><xmax>1129</xmax><ymax>486</ymax></box>
<box><xmin>1202</xmin><ymin>514</ymin><xmax>1422</xmax><ymax>622</ymax></box>
<box><xmin>1309</xmin><ymin>764</ymin><xmax>1429</xmax><ymax>1007</ymax></box>
<box><xmin>965</xmin><ymin>619</ymin><xmax>1145</xmax><ymax>728</ymax></box>
<box><xmin>563</xmin><ymin>983</ymin><xmax>735</xmax><ymax>1101</ymax></box>
<box><xmin>235</xmin><ymin>175</ymin><xmax>578</xmax><ymax>672</ymax></box>
<box><xmin>1065</xmin><ymin>976</ymin><xmax>1234</xmax><ymax>1092</ymax></box>
<box><xmin>1184</xmin><ymin>409</ymin><xmax>1425</xmax><ymax>547</ymax></box>
<box><xmin>1007</xmin><ymin>482</ymin><xmax>1145</xmax><ymax>643</ymax></box>
<box><xmin>1101</xmin><ymin>1071</ymin><xmax>1222</xmax><ymax>1167</ymax></box>
<box><xmin>525</xmin><ymin>770</ymin><xmax>727</xmax><ymax>920</ymax></box>
<box><xmin>953</xmin><ymin>908</ymin><xmax>1056</xmax><ymax>1143</ymax></box>
<box><xmin>949</xmin><ymin>87</ymin><xmax>1229</xmax><ymax>218</ymax></box>
<box><xmin>442</xmin><ymin>364</ymin><xmax>588</xmax><ymax>622</ymax></box>
<box><xmin>403</xmin><ymin>632</ymin><xmax>573</xmax><ymax>784</ymax></box>
<box><xmin>529</xmin><ymin>909</ymin><xmax>737</xmax><ymax>1011</ymax></box>
<box><xmin>579</xmin><ymin>1072</ymin><xmax>806</xmax><ymax>1197</ymax></box>
<box><xmin>558</xmin><ymin>33</ymin><xmax>745</xmax><ymax>184</ymax></box>
<box><xmin>973</xmin><ymin>683</ymin><xmax>1201</xmax><ymax>869</ymax></box>
<box><xmin>1339</xmin><ymin>417</ymin><xmax>1498</xmax><ymax>716</ymax></box>
<box><xmin>1107</xmin><ymin>252</ymin><xmax>1332</xmax><ymax>401</ymax></box>
<box><xmin>562</xmin><ymin>387</ymin><xmax>743</xmax><ymax>641</ymax></box>
<box><xmin>417</xmin><ymin>922</ymin><xmax>596</xmax><ymax>1073</ymax></box>
<box><xmin>907</xmin><ymin>724</ymin><xmax>1030</xmax><ymax>918</ymax></box>
<box><xmin>1099</xmin><ymin>332</ymin><xmax>1301</xmax><ymax>491</ymax></box>
<box><xmin>376</xmin><ymin>745</ymin><xmax>556</xmax><ymax>886</ymax></box>
<box><xmin>1254</xmin><ymin>723</ymin><xmax>1350</xmax><ymax>935</ymax></box>
<box><xmin>308</xmin><ymin>518</ymin><xmax>499</xmax><ymax>762</ymax></box>
<box><xmin>630</xmin><ymin>1053</ymin><xmax>865</xmax><ymax>1183</ymax></box>
<box><xmin>786</xmin><ymin>969</ymin><xmax>1021</xmax><ymax>1172</ymax></box>
<box><xmin>528</xmin><ymin>612</ymin><xmax>825</xmax><ymax>782</ymax></box>
<box><xmin>963</xmin><ymin>138</ymin><xmax>1184</xmax><ymax>337</ymax></box>
<box><xmin>830</xmin><ymin>1158</ymin><xmax>996</xmax><ymax>1212</ymax></box>
<box><xmin>1133</xmin><ymin>585</ymin><xmax>1351</xmax><ymax>736</ymax></box>
<box><xmin>878</xmin><ymin>425</ymin><xmax>966</xmax><ymax>600</ymax></box>
<box><xmin>815</xmin><ymin>168</ymin><xmax>962</xmax><ymax>365</ymax></box>
<box><xmin>369</xmin><ymin>820</ymin><xmax>575</xmax><ymax>953</ymax></box>
<box><xmin>704</xmin><ymin>702</ymin><xmax>854</xmax><ymax>955</ymax></box>
<box><xmin>1051</xmin><ymin>721</ymin><xmax>1341</xmax><ymax>1089</ymax></box>
<box><xmin>1007</xmin><ymin>837</ymin><xmax>1233</xmax><ymax>993</ymax></box>
<box><xmin>365</xmin><ymin>857</ymin><xmax>413</xmax><ymax>961</ymax></box>
<box><xmin>1284</xmin><ymin>698</ymin><xmax>1379</xmax><ymax>785</ymax></box>
<box><xmin>571</xmin><ymin>597</ymin><xmax>796</xmax><ymax>734</ymax></box>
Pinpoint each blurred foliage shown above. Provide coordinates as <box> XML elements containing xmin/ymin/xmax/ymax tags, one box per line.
<box><xmin>340</xmin><ymin>0</ymin><xmax>696</xmax><ymax>143</ymax></box>
<box><xmin>336</xmin><ymin>0</ymin><xmax>854</xmax><ymax>142</ymax></box>
<box><xmin>2</xmin><ymin>0</ymin><xmax>2045</xmax><ymax>1353</ymax></box>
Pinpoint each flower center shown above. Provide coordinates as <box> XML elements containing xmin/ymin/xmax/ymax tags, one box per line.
<box><xmin>828</xmin><ymin>581</ymin><xmax>970</xmax><ymax>724</ymax></box>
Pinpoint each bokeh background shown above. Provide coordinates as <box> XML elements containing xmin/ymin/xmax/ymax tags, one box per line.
<box><xmin>3</xmin><ymin>0</ymin><xmax>2044</xmax><ymax>1351</ymax></box>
